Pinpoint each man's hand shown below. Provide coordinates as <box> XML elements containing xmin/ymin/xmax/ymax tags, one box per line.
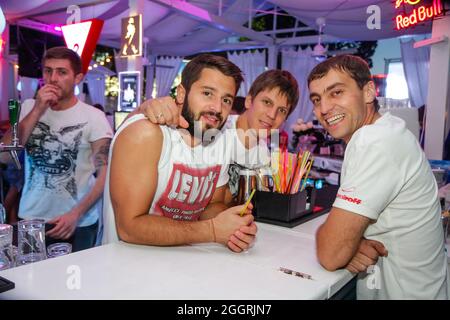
<box><xmin>291</xmin><ymin>118</ymin><xmax>313</xmax><ymax>133</ymax></box>
<box><xmin>46</xmin><ymin>210</ymin><xmax>81</xmax><ymax>240</ymax></box>
<box><xmin>346</xmin><ymin>238</ymin><xmax>388</xmax><ymax>274</ymax></box>
<box><xmin>228</xmin><ymin>222</ymin><xmax>258</xmax><ymax>253</ymax></box>
<box><xmin>211</xmin><ymin>203</ymin><xmax>255</xmax><ymax>252</ymax></box>
<box><xmin>1</xmin><ymin>84</ymin><xmax>61</xmax><ymax>152</ymax></box>
<box><xmin>34</xmin><ymin>84</ymin><xmax>60</xmax><ymax>114</ymax></box>
<box><xmin>138</xmin><ymin>97</ymin><xmax>188</xmax><ymax>128</ymax></box>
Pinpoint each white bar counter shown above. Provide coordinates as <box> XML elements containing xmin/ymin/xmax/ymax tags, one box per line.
<box><xmin>0</xmin><ymin>215</ymin><xmax>353</xmax><ymax>300</ymax></box>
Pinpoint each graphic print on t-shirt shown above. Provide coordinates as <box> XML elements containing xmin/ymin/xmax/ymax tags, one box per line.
<box><xmin>25</xmin><ymin>121</ymin><xmax>87</xmax><ymax>200</ymax></box>
<box><xmin>155</xmin><ymin>163</ymin><xmax>222</xmax><ymax>220</ymax></box>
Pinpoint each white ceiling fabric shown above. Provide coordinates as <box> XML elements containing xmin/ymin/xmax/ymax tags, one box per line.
<box><xmin>269</xmin><ymin>0</ymin><xmax>432</xmax><ymax>40</ymax></box>
<box><xmin>0</xmin><ymin>0</ymin><xmax>434</xmax><ymax>56</ymax></box>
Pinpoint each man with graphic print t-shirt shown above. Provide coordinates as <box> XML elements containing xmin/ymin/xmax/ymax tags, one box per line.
<box><xmin>1</xmin><ymin>47</ymin><xmax>112</xmax><ymax>252</ymax></box>
<box><xmin>103</xmin><ymin>54</ymin><xmax>257</xmax><ymax>252</ymax></box>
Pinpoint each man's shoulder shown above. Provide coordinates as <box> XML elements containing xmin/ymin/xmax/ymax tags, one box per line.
<box><xmin>21</xmin><ymin>99</ymin><xmax>36</xmax><ymax>111</ymax></box>
<box><xmin>348</xmin><ymin>114</ymin><xmax>419</xmax><ymax>164</ymax></box>
<box><xmin>22</xmin><ymin>98</ymin><xmax>35</xmax><ymax>106</ymax></box>
<box><xmin>352</xmin><ymin>114</ymin><xmax>405</xmax><ymax>145</ymax></box>
<box><xmin>117</xmin><ymin>115</ymin><xmax>163</xmax><ymax>143</ymax></box>
<box><xmin>112</xmin><ymin>117</ymin><xmax>164</xmax><ymax>161</ymax></box>
<box><xmin>75</xmin><ymin>100</ymin><xmax>105</xmax><ymax>116</ymax></box>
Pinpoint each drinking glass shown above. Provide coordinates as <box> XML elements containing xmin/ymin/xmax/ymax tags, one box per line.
<box><xmin>17</xmin><ymin>219</ymin><xmax>47</xmax><ymax>265</ymax></box>
<box><xmin>47</xmin><ymin>242</ymin><xmax>72</xmax><ymax>258</ymax></box>
<box><xmin>0</xmin><ymin>224</ymin><xmax>14</xmax><ymax>270</ymax></box>
<box><xmin>0</xmin><ymin>204</ymin><xmax>6</xmax><ymax>224</ymax></box>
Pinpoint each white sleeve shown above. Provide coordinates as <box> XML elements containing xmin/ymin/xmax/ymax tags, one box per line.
<box><xmin>332</xmin><ymin>140</ymin><xmax>403</xmax><ymax>220</ymax></box>
<box><xmin>216</xmin><ymin>163</ymin><xmax>230</xmax><ymax>187</ymax></box>
<box><xmin>19</xmin><ymin>99</ymin><xmax>35</xmax><ymax>122</ymax></box>
<box><xmin>88</xmin><ymin>109</ymin><xmax>114</xmax><ymax>142</ymax></box>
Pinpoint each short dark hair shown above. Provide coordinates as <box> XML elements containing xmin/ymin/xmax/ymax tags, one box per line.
<box><xmin>42</xmin><ymin>46</ymin><xmax>83</xmax><ymax>75</ymax></box>
<box><xmin>181</xmin><ymin>54</ymin><xmax>243</xmax><ymax>96</ymax></box>
<box><xmin>231</xmin><ymin>96</ymin><xmax>246</xmax><ymax>115</ymax></box>
<box><xmin>307</xmin><ymin>55</ymin><xmax>379</xmax><ymax>111</ymax></box>
<box><xmin>248</xmin><ymin>69</ymin><xmax>299</xmax><ymax>117</ymax></box>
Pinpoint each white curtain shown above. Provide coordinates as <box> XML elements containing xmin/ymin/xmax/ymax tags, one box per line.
<box><xmin>85</xmin><ymin>74</ymin><xmax>106</xmax><ymax>107</ymax></box>
<box><xmin>228</xmin><ymin>50</ymin><xmax>266</xmax><ymax>97</ymax></box>
<box><xmin>154</xmin><ymin>56</ymin><xmax>183</xmax><ymax>98</ymax></box>
<box><xmin>145</xmin><ymin>58</ymin><xmax>155</xmax><ymax>100</ymax></box>
<box><xmin>19</xmin><ymin>76</ymin><xmax>39</xmax><ymax>102</ymax></box>
<box><xmin>400</xmin><ymin>38</ymin><xmax>430</xmax><ymax>108</ymax></box>
<box><xmin>281</xmin><ymin>47</ymin><xmax>319</xmax><ymax>136</ymax></box>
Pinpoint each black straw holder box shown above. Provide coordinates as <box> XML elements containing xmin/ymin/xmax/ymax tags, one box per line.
<box><xmin>254</xmin><ymin>188</ymin><xmax>316</xmax><ymax>223</ymax></box>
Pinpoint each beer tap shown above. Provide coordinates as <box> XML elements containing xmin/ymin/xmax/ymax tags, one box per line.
<box><xmin>0</xmin><ymin>100</ymin><xmax>24</xmax><ymax>170</ymax></box>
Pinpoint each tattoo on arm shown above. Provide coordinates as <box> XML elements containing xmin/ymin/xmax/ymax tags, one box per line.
<box><xmin>94</xmin><ymin>140</ymin><xmax>111</xmax><ymax>170</ymax></box>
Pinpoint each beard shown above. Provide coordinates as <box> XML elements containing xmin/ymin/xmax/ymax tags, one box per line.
<box><xmin>181</xmin><ymin>98</ymin><xmax>225</xmax><ymax>138</ymax></box>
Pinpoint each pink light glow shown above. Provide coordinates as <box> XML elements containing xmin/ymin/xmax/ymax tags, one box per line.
<box><xmin>54</xmin><ymin>26</ymin><xmax>62</xmax><ymax>31</ymax></box>
<box><xmin>172</xmin><ymin>1</ymin><xmax>211</xmax><ymax>22</ymax></box>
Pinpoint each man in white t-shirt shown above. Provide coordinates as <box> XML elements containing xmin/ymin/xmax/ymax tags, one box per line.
<box><xmin>308</xmin><ymin>55</ymin><xmax>449</xmax><ymax>299</ymax></box>
<box><xmin>105</xmin><ymin>54</ymin><xmax>257</xmax><ymax>252</ymax></box>
<box><xmin>1</xmin><ymin>47</ymin><xmax>113</xmax><ymax>252</ymax></box>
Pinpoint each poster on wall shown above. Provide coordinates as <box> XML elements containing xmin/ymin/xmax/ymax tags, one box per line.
<box><xmin>118</xmin><ymin>71</ymin><xmax>140</xmax><ymax>111</ymax></box>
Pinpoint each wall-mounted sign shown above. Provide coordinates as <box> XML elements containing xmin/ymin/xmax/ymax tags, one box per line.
<box><xmin>395</xmin><ymin>0</ymin><xmax>444</xmax><ymax>30</ymax></box>
<box><xmin>121</xmin><ymin>15</ymin><xmax>142</xmax><ymax>57</ymax></box>
<box><xmin>118</xmin><ymin>71</ymin><xmax>141</xmax><ymax>111</ymax></box>
<box><xmin>61</xmin><ymin>19</ymin><xmax>104</xmax><ymax>74</ymax></box>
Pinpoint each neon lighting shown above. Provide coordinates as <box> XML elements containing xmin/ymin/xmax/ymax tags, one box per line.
<box><xmin>395</xmin><ymin>0</ymin><xmax>443</xmax><ymax>31</ymax></box>
<box><xmin>395</xmin><ymin>0</ymin><xmax>421</xmax><ymax>9</ymax></box>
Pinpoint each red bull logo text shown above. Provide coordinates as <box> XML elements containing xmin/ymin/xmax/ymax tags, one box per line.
<box><xmin>395</xmin><ymin>0</ymin><xmax>444</xmax><ymax>30</ymax></box>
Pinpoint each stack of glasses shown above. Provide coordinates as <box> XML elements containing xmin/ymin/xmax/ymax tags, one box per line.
<box><xmin>0</xmin><ymin>219</ymin><xmax>72</xmax><ymax>270</ymax></box>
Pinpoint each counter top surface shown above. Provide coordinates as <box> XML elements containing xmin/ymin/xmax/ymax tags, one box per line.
<box><xmin>0</xmin><ymin>214</ymin><xmax>353</xmax><ymax>300</ymax></box>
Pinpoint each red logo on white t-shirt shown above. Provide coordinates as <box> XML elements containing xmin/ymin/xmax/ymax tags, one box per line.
<box><xmin>336</xmin><ymin>193</ymin><xmax>362</xmax><ymax>205</ymax></box>
<box><xmin>155</xmin><ymin>163</ymin><xmax>222</xmax><ymax>220</ymax></box>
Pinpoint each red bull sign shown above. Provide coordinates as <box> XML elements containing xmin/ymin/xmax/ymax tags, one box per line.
<box><xmin>395</xmin><ymin>0</ymin><xmax>444</xmax><ymax>30</ymax></box>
